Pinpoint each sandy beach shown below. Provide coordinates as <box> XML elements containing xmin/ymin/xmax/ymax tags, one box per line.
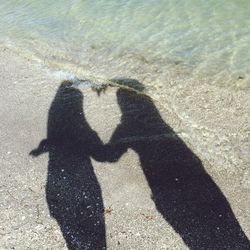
<box><xmin>0</xmin><ymin>46</ymin><xmax>249</xmax><ymax>249</ymax></box>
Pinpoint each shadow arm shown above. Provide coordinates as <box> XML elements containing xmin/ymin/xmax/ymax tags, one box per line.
<box><xmin>102</xmin><ymin>143</ymin><xmax>127</xmax><ymax>162</ymax></box>
<box><xmin>29</xmin><ymin>139</ymin><xmax>49</xmax><ymax>157</ymax></box>
<box><xmin>89</xmin><ymin>125</ymin><xmax>128</xmax><ymax>163</ymax></box>
<box><xmin>103</xmin><ymin>125</ymin><xmax>128</xmax><ymax>162</ymax></box>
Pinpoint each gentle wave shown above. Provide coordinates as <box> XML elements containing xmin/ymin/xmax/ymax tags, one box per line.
<box><xmin>0</xmin><ymin>0</ymin><xmax>249</xmax><ymax>89</ymax></box>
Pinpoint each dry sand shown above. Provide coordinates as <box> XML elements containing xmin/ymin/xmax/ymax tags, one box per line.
<box><xmin>0</xmin><ymin>46</ymin><xmax>249</xmax><ymax>249</ymax></box>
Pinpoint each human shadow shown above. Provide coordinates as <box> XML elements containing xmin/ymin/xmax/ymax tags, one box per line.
<box><xmin>104</xmin><ymin>78</ymin><xmax>250</xmax><ymax>250</ymax></box>
<box><xmin>30</xmin><ymin>81</ymin><xmax>106</xmax><ymax>250</ymax></box>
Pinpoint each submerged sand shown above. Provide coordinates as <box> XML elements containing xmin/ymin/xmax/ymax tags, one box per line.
<box><xmin>0</xmin><ymin>46</ymin><xmax>249</xmax><ymax>249</ymax></box>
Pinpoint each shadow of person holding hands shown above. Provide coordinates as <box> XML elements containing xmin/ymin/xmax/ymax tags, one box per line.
<box><xmin>30</xmin><ymin>81</ymin><xmax>106</xmax><ymax>250</ymax></box>
<box><xmin>104</xmin><ymin>78</ymin><xmax>250</xmax><ymax>250</ymax></box>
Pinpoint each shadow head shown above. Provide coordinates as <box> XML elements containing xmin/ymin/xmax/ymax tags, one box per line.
<box><xmin>109</xmin><ymin>78</ymin><xmax>145</xmax><ymax>92</ymax></box>
<box><xmin>109</xmin><ymin>78</ymin><xmax>155</xmax><ymax>115</ymax></box>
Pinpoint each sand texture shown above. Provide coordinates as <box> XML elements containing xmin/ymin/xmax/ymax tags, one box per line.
<box><xmin>0</xmin><ymin>47</ymin><xmax>249</xmax><ymax>249</ymax></box>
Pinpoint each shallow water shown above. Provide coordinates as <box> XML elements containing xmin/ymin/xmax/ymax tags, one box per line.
<box><xmin>0</xmin><ymin>0</ymin><xmax>249</xmax><ymax>89</ymax></box>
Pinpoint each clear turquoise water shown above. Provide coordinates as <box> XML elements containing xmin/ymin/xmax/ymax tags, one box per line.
<box><xmin>0</xmin><ymin>0</ymin><xmax>249</xmax><ymax>88</ymax></box>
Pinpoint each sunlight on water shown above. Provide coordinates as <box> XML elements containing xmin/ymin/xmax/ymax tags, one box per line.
<box><xmin>0</xmin><ymin>0</ymin><xmax>249</xmax><ymax>88</ymax></box>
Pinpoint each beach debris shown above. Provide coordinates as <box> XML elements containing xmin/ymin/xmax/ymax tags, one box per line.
<box><xmin>104</xmin><ymin>206</ymin><xmax>113</xmax><ymax>215</ymax></box>
<box><xmin>140</xmin><ymin>213</ymin><xmax>155</xmax><ymax>220</ymax></box>
<box><xmin>72</xmin><ymin>78</ymin><xmax>108</xmax><ymax>95</ymax></box>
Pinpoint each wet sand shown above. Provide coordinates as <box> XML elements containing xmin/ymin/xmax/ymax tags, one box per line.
<box><xmin>0</xmin><ymin>46</ymin><xmax>249</xmax><ymax>249</ymax></box>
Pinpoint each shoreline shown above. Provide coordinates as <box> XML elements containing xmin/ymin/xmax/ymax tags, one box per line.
<box><xmin>0</xmin><ymin>45</ymin><xmax>249</xmax><ymax>249</ymax></box>
<box><xmin>2</xmin><ymin>41</ymin><xmax>249</xmax><ymax>91</ymax></box>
